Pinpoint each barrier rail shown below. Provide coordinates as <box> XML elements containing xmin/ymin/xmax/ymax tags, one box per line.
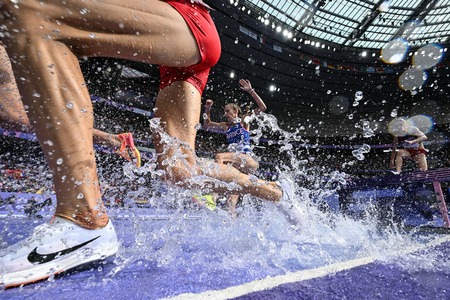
<box><xmin>341</xmin><ymin>168</ymin><xmax>450</xmax><ymax>227</ymax></box>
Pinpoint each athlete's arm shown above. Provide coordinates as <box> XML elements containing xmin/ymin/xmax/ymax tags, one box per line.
<box><xmin>406</xmin><ymin>127</ymin><xmax>427</xmax><ymax>145</ymax></box>
<box><xmin>239</xmin><ymin>79</ymin><xmax>267</xmax><ymax>116</ymax></box>
<box><xmin>203</xmin><ymin>99</ymin><xmax>227</xmax><ymax>131</ymax></box>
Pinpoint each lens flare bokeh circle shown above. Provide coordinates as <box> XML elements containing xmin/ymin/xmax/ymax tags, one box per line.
<box><xmin>388</xmin><ymin>117</ymin><xmax>408</xmax><ymax>137</ymax></box>
<box><xmin>412</xmin><ymin>44</ymin><xmax>444</xmax><ymax>70</ymax></box>
<box><xmin>381</xmin><ymin>38</ymin><xmax>408</xmax><ymax>64</ymax></box>
<box><xmin>399</xmin><ymin>68</ymin><xmax>427</xmax><ymax>91</ymax></box>
<box><xmin>424</xmin><ymin>131</ymin><xmax>448</xmax><ymax>152</ymax></box>
<box><xmin>406</xmin><ymin>115</ymin><xmax>434</xmax><ymax>134</ymax></box>
<box><xmin>378</xmin><ymin>0</ymin><xmax>391</xmax><ymax>12</ymax></box>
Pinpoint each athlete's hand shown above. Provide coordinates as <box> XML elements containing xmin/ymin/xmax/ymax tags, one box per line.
<box><xmin>205</xmin><ymin>99</ymin><xmax>214</xmax><ymax>108</ymax></box>
<box><xmin>239</xmin><ymin>79</ymin><xmax>253</xmax><ymax>92</ymax></box>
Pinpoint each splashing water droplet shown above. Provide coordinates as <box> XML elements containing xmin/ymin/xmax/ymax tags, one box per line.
<box><xmin>391</xmin><ymin>109</ymin><xmax>398</xmax><ymax>117</ymax></box>
<box><xmin>352</xmin><ymin>150</ymin><xmax>365</xmax><ymax>160</ymax></box>
<box><xmin>348</xmin><ymin>114</ymin><xmax>354</xmax><ymax>119</ymax></box>
<box><xmin>89</xmin><ymin>33</ymin><xmax>97</xmax><ymax>38</ymax></box>
<box><xmin>33</xmin><ymin>93</ymin><xmax>41</xmax><ymax>98</ymax></box>
<box><xmin>77</xmin><ymin>193</ymin><xmax>84</xmax><ymax>199</ymax></box>
<box><xmin>360</xmin><ymin>144</ymin><xmax>371</xmax><ymax>153</ymax></box>
<box><xmin>66</xmin><ymin>102</ymin><xmax>74</xmax><ymax>109</ymax></box>
<box><xmin>363</xmin><ymin>128</ymin><xmax>375</xmax><ymax>137</ymax></box>
<box><xmin>56</xmin><ymin>158</ymin><xmax>63</xmax><ymax>165</ymax></box>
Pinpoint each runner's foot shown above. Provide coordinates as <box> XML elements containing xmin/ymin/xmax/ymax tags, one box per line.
<box><xmin>276</xmin><ymin>177</ymin><xmax>304</xmax><ymax>223</ymax></box>
<box><xmin>0</xmin><ymin>216</ymin><xmax>119</xmax><ymax>289</ymax></box>
<box><xmin>115</xmin><ymin>132</ymin><xmax>141</xmax><ymax>167</ymax></box>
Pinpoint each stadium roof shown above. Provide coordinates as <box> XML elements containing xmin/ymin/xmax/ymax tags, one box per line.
<box><xmin>242</xmin><ymin>0</ymin><xmax>450</xmax><ymax>50</ymax></box>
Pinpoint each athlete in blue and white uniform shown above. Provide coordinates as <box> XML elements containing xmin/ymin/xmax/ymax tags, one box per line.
<box><xmin>203</xmin><ymin>79</ymin><xmax>267</xmax><ymax>216</ymax></box>
<box><xmin>226</xmin><ymin>121</ymin><xmax>251</xmax><ymax>154</ymax></box>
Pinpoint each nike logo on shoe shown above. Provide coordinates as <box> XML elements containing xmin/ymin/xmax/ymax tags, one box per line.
<box><xmin>27</xmin><ymin>236</ymin><xmax>100</xmax><ymax>264</ymax></box>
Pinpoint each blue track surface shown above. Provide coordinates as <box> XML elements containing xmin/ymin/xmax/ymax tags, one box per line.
<box><xmin>1</xmin><ymin>196</ymin><xmax>450</xmax><ymax>299</ymax></box>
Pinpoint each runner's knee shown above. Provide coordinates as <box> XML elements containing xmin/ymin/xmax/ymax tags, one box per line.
<box><xmin>214</xmin><ymin>153</ymin><xmax>224</xmax><ymax>164</ymax></box>
<box><xmin>158</xmin><ymin>163</ymin><xmax>196</xmax><ymax>188</ymax></box>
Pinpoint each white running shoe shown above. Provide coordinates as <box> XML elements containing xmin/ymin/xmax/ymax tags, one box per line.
<box><xmin>276</xmin><ymin>177</ymin><xmax>304</xmax><ymax>223</ymax></box>
<box><xmin>278</xmin><ymin>177</ymin><xmax>294</xmax><ymax>203</ymax></box>
<box><xmin>0</xmin><ymin>216</ymin><xmax>119</xmax><ymax>289</ymax></box>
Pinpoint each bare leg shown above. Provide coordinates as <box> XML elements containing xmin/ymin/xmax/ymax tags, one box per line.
<box><xmin>395</xmin><ymin>155</ymin><xmax>403</xmax><ymax>173</ymax></box>
<box><xmin>0</xmin><ymin>44</ymin><xmax>32</xmax><ymax>133</ymax></box>
<box><xmin>8</xmin><ymin>37</ymin><xmax>106</xmax><ymax>228</ymax></box>
<box><xmin>227</xmin><ymin>194</ymin><xmax>239</xmax><ymax>217</ymax></box>
<box><xmin>395</xmin><ymin>149</ymin><xmax>410</xmax><ymax>174</ymax></box>
<box><xmin>215</xmin><ymin>152</ymin><xmax>259</xmax><ymax>174</ymax></box>
<box><xmin>1</xmin><ymin>0</ymin><xmax>201</xmax><ymax>66</ymax></box>
<box><xmin>154</xmin><ymin>82</ymin><xmax>282</xmax><ymax>202</ymax></box>
<box><xmin>92</xmin><ymin>129</ymin><xmax>121</xmax><ymax>150</ymax></box>
<box><xmin>214</xmin><ymin>152</ymin><xmax>259</xmax><ymax>214</ymax></box>
<box><xmin>0</xmin><ymin>0</ymin><xmax>201</xmax><ymax>228</ymax></box>
<box><xmin>1</xmin><ymin>42</ymin><xmax>123</xmax><ymax>151</ymax></box>
<box><xmin>1</xmin><ymin>0</ymin><xmax>282</xmax><ymax>229</ymax></box>
<box><xmin>416</xmin><ymin>153</ymin><xmax>428</xmax><ymax>171</ymax></box>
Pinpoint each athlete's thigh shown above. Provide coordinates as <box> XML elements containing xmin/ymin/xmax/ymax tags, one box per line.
<box><xmin>227</xmin><ymin>153</ymin><xmax>256</xmax><ymax>174</ymax></box>
<box><xmin>216</xmin><ymin>152</ymin><xmax>239</xmax><ymax>164</ymax></box>
<box><xmin>415</xmin><ymin>153</ymin><xmax>428</xmax><ymax>169</ymax></box>
<box><xmin>153</xmin><ymin>81</ymin><xmax>201</xmax><ymax>164</ymax></box>
<box><xmin>397</xmin><ymin>149</ymin><xmax>411</xmax><ymax>159</ymax></box>
<box><xmin>242</xmin><ymin>155</ymin><xmax>258</xmax><ymax>173</ymax></box>
<box><xmin>2</xmin><ymin>0</ymin><xmax>200</xmax><ymax>67</ymax></box>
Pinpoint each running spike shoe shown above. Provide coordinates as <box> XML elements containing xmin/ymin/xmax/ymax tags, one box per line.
<box><xmin>192</xmin><ymin>194</ymin><xmax>216</xmax><ymax>211</ymax></box>
<box><xmin>0</xmin><ymin>217</ymin><xmax>119</xmax><ymax>289</ymax></box>
<box><xmin>276</xmin><ymin>177</ymin><xmax>304</xmax><ymax>223</ymax></box>
<box><xmin>115</xmin><ymin>132</ymin><xmax>141</xmax><ymax>168</ymax></box>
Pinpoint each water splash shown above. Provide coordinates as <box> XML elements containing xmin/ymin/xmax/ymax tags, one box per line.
<box><xmin>362</xmin><ymin>121</ymin><xmax>375</xmax><ymax>138</ymax></box>
<box><xmin>0</xmin><ymin>111</ymin><xmax>443</xmax><ymax>291</ymax></box>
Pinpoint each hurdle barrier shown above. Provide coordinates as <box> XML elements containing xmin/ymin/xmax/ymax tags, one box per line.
<box><xmin>339</xmin><ymin>168</ymin><xmax>450</xmax><ymax>228</ymax></box>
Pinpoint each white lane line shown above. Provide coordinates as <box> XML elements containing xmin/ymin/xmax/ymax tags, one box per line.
<box><xmin>166</xmin><ymin>235</ymin><xmax>450</xmax><ymax>300</ymax></box>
